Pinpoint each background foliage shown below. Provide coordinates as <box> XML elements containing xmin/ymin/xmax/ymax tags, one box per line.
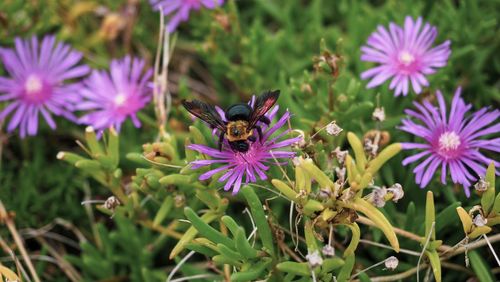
<box><xmin>0</xmin><ymin>0</ymin><xmax>499</xmax><ymax>281</ymax></box>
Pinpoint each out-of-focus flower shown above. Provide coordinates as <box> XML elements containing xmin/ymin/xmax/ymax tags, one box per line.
<box><xmin>387</xmin><ymin>183</ymin><xmax>404</xmax><ymax>202</ymax></box>
<box><xmin>0</xmin><ymin>35</ymin><xmax>89</xmax><ymax>137</ymax></box>
<box><xmin>372</xmin><ymin>107</ymin><xmax>386</xmax><ymax>122</ymax></box>
<box><xmin>332</xmin><ymin>147</ymin><xmax>348</xmax><ymax>165</ymax></box>
<box><xmin>306</xmin><ymin>250</ymin><xmax>323</xmax><ymax>268</ymax></box>
<box><xmin>473</xmin><ymin>177</ymin><xmax>489</xmax><ymax>192</ymax></box>
<box><xmin>325</xmin><ymin>120</ymin><xmax>343</xmax><ymax>136</ymax></box>
<box><xmin>322</xmin><ymin>245</ymin><xmax>335</xmax><ymax>257</ymax></box>
<box><xmin>473</xmin><ymin>214</ymin><xmax>487</xmax><ymax>227</ymax></box>
<box><xmin>149</xmin><ymin>0</ymin><xmax>224</xmax><ymax>33</ymax></box>
<box><xmin>384</xmin><ymin>256</ymin><xmax>399</xmax><ymax>270</ymax></box>
<box><xmin>399</xmin><ymin>87</ymin><xmax>499</xmax><ymax>196</ymax></box>
<box><xmin>361</xmin><ymin>16</ymin><xmax>451</xmax><ymax>96</ymax></box>
<box><xmin>77</xmin><ymin>56</ymin><xmax>153</xmax><ymax>132</ymax></box>
<box><xmin>187</xmin><ymin>104</ymin><xmax>299</xmax><ymax>195</ymax></box>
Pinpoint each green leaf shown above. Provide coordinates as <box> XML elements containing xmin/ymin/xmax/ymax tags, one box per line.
<box><xmin>469</xmin><ymin>250</ymin><xmax>494</xmax><ymax>282</ymax></box>
<box><xmin>276</xmin><ymin>261</ymin><xmax>310</xmax><ymax>276</ymax></box>
<box><xmin>343</xmin><ymin>223</ymin><xmax>360</xmax><ymax>257</ymax></box>
<box><xmin>481</xmin><ymin>162</ymin><xmax>496</xmax><ymax>215</ymax></box>
<box><xmin>169</xmin><ymin>211</ymin><xmax>218</xmax><ymax>259</ymax></box>
<box><xmin>425</xmin><ymin>250</ymin><xmax>441</xmax><ymax>282</ymax></box>
<box><xmin>425</xmin><ymin>191</ymin><xmax>436</xmax><ymax>240</ymax></box>
<box><xmin>366</xmin><ymin>143</ymin><xmax>402</xmax><ymax>174</ymax></box>
<box><xmin>235</xmin><ymin>228</ymin><xmax>259</xmax><ymax>259</ymax></box>
<box><xmin>337</xmin><ymin>254</ymin><xmax>355</xmax><ymax>282</ymax></box>
<box><xmin>153</xmin><ymin>196</ymin><xmax>174</xmax><ymax>226</ymax></box>
<box><xmin>241</xmin><ymin>186</ymin><xmax>275</xmax><ymax>256</ymax></box>
<box><xmin>184</xmin><ymin>207</ymin><xmax>234</xmax><ymax>249</ymax></box>
<box><xmin>347</xmin><ymin>132</ymin><xmax>367</xmax><ymax>172</ymax></box>
<box><xmin>230</xmin><ymin>257</ymin><xmax>272</xmax><ymax>281</ymax></box>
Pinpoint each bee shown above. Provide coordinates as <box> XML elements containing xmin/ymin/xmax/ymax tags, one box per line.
<box><xmin>182</xmin><ymin>90</ymin><xmax>280</xmax><ymax>153</ymax></box>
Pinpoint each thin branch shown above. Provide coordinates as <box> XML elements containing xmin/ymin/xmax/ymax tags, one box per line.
<box><xmin>166</xmin><ymin>251</ymin><xmax>196</xmax><ymax>282</ymax></box>
<box><xmin>417</xmin><ymin>222</ymin><xmax>435</xmax><ymax>282</ymax></box>
<box><xmin>0</xmin><ymin>200</ymin><xmax>41</xmax><ymax>282</ymax></box>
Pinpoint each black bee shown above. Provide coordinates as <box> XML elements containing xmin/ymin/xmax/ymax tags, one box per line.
<box><xmin>182</xmin><ymin>90</ymin><xmax>280</xmax><ymax>153</ymax></box>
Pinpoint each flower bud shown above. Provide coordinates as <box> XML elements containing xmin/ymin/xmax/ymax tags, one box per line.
<box><xmin>104</xmin><ymin>196</ymin><xmax>120</xmax><ymax>211</ymax></box>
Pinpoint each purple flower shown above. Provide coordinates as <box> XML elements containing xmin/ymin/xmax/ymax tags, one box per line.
<box><xmin>188</xmin><ymin>104</ymin><xmax>300</xmax><ymax>195</ymax></box>
<box><xmin>77</xmin><ymin>56</ymin><xmax>153</xmax><ymax>132</ymax></box>
<box><xmin>0</xmin><ymin>35</ymin><xmax>89</xmax><ymax>137</ymax></box>
<box><xmin>149</xmin><ymin>0</ymin><xmax>224</xmax><ymax>33</ymax></box>
<box><xmin>399</xmin><ymin>87</ymin><xmax>499</xmax><ymax>196</ymax></box>
<box><xmin>361</xmin><ymin>16</ymin><xmax>451</xmax><ymax>96</ymax></box>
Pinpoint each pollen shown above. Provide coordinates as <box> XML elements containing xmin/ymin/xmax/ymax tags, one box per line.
<box><xmin>24</xmin><ymin>74</ymin><xmax>43</xmax><ymax>95</ymax></box>
<box><xmin>438</xmin><ymin>131</ymin><xmax>461</xmax><ymax>151</ymax></box>
<box><xmin>114</xmin><ymin>93</ymin><xmax>127</xmax><ymax>106</ymax></box>
<box><xmin>398</xmin><ymin>51</ymin><xmax>415</xmax><ymax>66</ymax></box>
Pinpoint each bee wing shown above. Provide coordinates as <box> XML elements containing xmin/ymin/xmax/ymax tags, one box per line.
<box><xmin>182</xmin><ymin>99</ymin><xmax>226</xmax><ymax>131</ymax></box>
<box><xmin>248</xmin><ymin>90</ymin><xmax>280</xmax><ymax>128</ymax></box>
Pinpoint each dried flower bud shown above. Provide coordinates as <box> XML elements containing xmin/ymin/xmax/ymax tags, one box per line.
<box><xmin>474</xmin><ymin>177</ymin><xmax>489</xmax><ymax>192</ymax></box>
<box><xmin>322</xmin><ymin>245</ymin><xmax>335</xmax><ymax>257</ymax></box>
<box><xmin>473</xmin><ymin>214</ymin><xmax>487</xmax><ymax>227</ymax></box>
<box><xmin>318</xmin><ymin>188</ymin><xmax>331</xmax><ymax>199</ymax></box>
<box><xmin>306</xmin><ymin>250</ymin><xmax>323</xmax><ymax>268</ymax></box>
<box><xmin>332</xmin><ymin>147</ymin><xmax>348</xmax><ymax>165</ymax></box>
<box><xmin>296</xmin><ymin>189</ymin><xmax>308</xmax><ymax>200</ymax></box>
<box><xmin>372</xmin><ymin>107</ymin><xmax>386</xmax><ymax>122</ymax></box>
<box><xmin>326</xmin><ymin>121</ymin><xmax>343</xmax><ymax>136</ymax></box>
<box><xmin>292</xmin><ymin>157</ymin><xmax>301</xmax><ymax>167</ymax></box>
<box><xmin>174</xmin><ymin>194</ymin><xmax>185</xmax><ymax>208</ymax></box>
<box><xmin>364</xmin><ymin>138</ymin><xmax>379</xmax><ymax>157</ymax></box>
<box><xmin>387</xmin><ymin>183</ymin><xmax>404</xmax><ymax>202</ymax></box>
<box><xmin>335</xmin><ymin>167</ymin><xmax>346</xmax><ymax>183</ymax></box>
<box><xmin>104</xmin><ymin>196</ymin><xmax>120</xmax><ymax>211</ymax></box>
<box><xmin>367</xmin><ymin>187</ymin><xmax>387</xmax><ymax>208</ymax></box>
<box><xmin>292</xmin><ymin>130</ymin><xmax>307</xmax><ymax>148</ymax></box>
<box><xmin>384</xmin><ymin>256</ymin><xmax>399</xmax><ymax>270</ymax></box>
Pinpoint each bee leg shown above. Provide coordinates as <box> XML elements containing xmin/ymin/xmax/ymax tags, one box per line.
<box><xmin>248</xmin><ymin>135</ymin><xmax>257</xmax><ymax>142</ymax></box>
<box><xmin>218</xmin><ymin>132</ymin><xmax>225</xmax><ymax>151</ymax></box>
<box><xmin>259</xmin><ymin>116</ymin><xmax>271</xmax><ymax>126</ymax></box>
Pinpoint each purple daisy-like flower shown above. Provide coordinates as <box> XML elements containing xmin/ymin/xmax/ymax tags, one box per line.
<box><xmin>361</xmin><ymin>16</ymin><xmax>451</xmax><ymax>96</ymax></box>
<box><xmin>76</xmin><ymin>56</ymin><xmax>153</xmax><ymax>132</ymax></box>
<box><xmin>399</xmin><ymin>87</ymin><xmax>499</xmax><ymax>196</ymax></box>
<box><xmin>0</xmin><ymin>35</ymin><xmax>89</xmax><ymax>137</ymax></box>
<box><xmin>188</xmin><ymin>104</ymin><xmax>300</xmax><ymax>195</ymax></box>
<box><xmin>149</xmin><ymin>0</ymin><xmax>224</xmax><ymax>33</ymax></box>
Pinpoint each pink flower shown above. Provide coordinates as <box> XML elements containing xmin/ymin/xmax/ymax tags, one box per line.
<box><xmin>149</xmin><ymin>0</ymin><xmax>224</xmax><ymax>32</ymax></box>
<box><xmin>76</xmin><ymin>56</ymin><xmax>152</xmax><ymax>132</ymax></box>
<box><xmin>399</xmin><ymin>87</ymin><xmax>499</xmax><ymax>196</ymax></box>
<box><xmin>0</xmin><ymin>35</ymin><xmax>89</xmax><ymax>137</ymax></box>
<box><xmin>361</xmin><ymin>16</ymin><xmax>451</xmax><ymax>96</ymax></box>
<box><xmin>188</xmin><ymin>103</ymin><xmax>299</xmax><ymax>195</ymax></box>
